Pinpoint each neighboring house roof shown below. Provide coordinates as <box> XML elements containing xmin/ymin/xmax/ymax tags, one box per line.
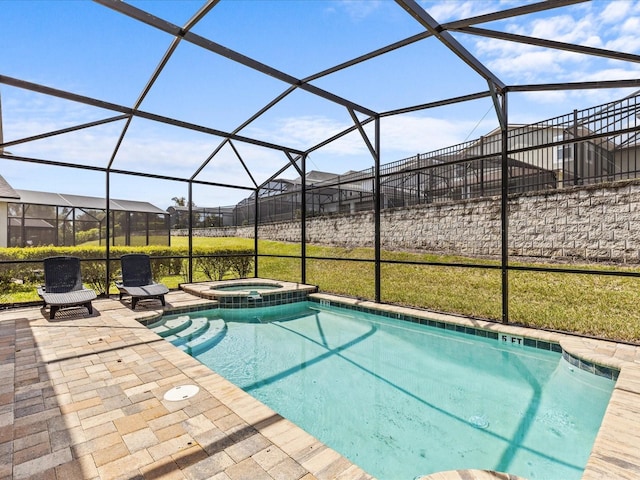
<box><xmin>9</xmin><ymin>218</ymin><xmax>55</xmax><ymax>228</ymax></box>
<box><xmin>479</xmin><ymin>124</ymin><xmax>528</xmax><ymax>138</ymax></box>
<box><xmin>288</xmin><ymin>170</ymin><xmax>339</xmax><ymax>185</ymax></box>
<box><xmin>0</xmin><ymin>174</ymin><xmax>20</xmax><ymax>200</ymax></box>
<box><xmin>0</xmin><ymin>174</ymin><xmax>165</xmax><ymax>214</ymax></box>
<box><xmin>11</xmin><ymin>190</ymin><xmax>166</xmax><ymax>215</ymax></box>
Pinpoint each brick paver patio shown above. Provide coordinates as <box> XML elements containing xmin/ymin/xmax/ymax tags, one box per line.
<box><xmin>1</xmin><ymin>291</ymin><xmax>372</xmax><ymax>480</ymax></box>
<box><xmin>2</xmin><ymin>288</ymin><xmax>640</xmax><ymax>479</ymax></box>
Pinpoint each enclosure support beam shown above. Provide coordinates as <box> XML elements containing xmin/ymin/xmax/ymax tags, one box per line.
<box><xmin>20</xmin><ymin>206</ymin><xmax>25</xmax><ymax>248</ymax></box>
<box><xmin>105</xmin><ymin>172</ymin><xmax>111</xmax><ymax>298</ymax></box>
<box><xmin>459</xmin><ymin>26</ymin><xmax>640</xmax><ymax>65</ymax></box>
<box><xmin>509</xmin><ymin>79</ymin><xmax>640</xmax><ymax>92</ymax></box>
<box><xmin>374</xmin><ymin>117</ymin><xmax>382</xmax><ymax>303</ymax></box>
<box><xmin>229</xmin><ymin>140</ymin><xmax>258</xmax><ymax>188</ymax></box>
<box><xmin>573</xmin><ymin>110</ymin><xmax>579</xmax><ymax>186</ymax></box>
<box><xmin>346</xmin><ymin>108</ymin><xmax>382</xmax><ymax>301</ymax></box>
<box><xmin>395</xmin><ymin>0</ymin><xmax>505</xmax><ymax>91</ymax></box>
<box><xmin>254</xmin><ymin>188</ymin><xmax>259</xmax><ymax>279</ymax></box>
<box><xmin>0</xmin><ymin>75</ymin><xmax>306</xmax><ymax>156</ymax></box>
<box><xmin>441</xmin><ymin>0</ymin><xmax>587</xmax><ymax>30</ymax></box>
<box><xmin>4</xmin><ymin>115</ymin><xmax>128</xmax><ymax>150</ymax></box>
<box><xmin>500</xmin><ymin>91</ymin><xmax>509</xmax><ymax>323</ymax></box>
<box><xmin>301</xmin><ymin>155</ymin><xmax>307</xmax><ymax>285</ymax></box>
<box><xmin>55</xmin><ymin>208</ymin><xmax>60</xmax><ymax>247</ymax></box>
<box><xmin>94</xmin><ymin>0</ymin><xmax>377</xmax><ymax>118</ymax></box>
<box><xmin>188</xmin><ymin>182</ymin><xmax>194</xmax><ymax>283</ymax></box>
<box><xmin>490</xmin><ymin>82</ymin><xmax>507</xmax><ymax>130</ymax></box>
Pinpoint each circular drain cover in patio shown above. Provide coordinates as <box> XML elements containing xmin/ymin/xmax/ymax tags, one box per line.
<box><xmin>164</xmin><ymin>384</ymin><xmax>199</xmax><ymax>401</ymax></box>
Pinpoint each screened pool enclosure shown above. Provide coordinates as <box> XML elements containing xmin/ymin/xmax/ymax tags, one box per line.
<box><xmin>4</xmin><ymin>187</ymin><xmax>169</xmax><ymax>248</ymax></box>
<box><xmin>2</xmin><ymin>0</ymin><xmax>640</xmax><ymax>328</ymax></box>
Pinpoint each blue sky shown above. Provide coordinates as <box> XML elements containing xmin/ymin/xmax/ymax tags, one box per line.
<box><xmin>1</xmin><ymin>0</ymin><xmax>640</xmax><ymax>209</ymax></box>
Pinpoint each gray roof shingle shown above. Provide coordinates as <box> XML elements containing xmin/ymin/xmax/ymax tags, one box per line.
<box><xmin>0</xmin><ymin>174</ymin><xmax>20</xmax><ymax>200</ymax></box>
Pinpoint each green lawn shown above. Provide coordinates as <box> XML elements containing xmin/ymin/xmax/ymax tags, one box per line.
<box><xmin>171</xmin><ymin>237</ymin><xmax>640</xmax><ymax>342</ymax></box>
<box><xmin>7</xmin><ymin>236</ymin><xmax>640</xmax><ymax>343</ymax></box>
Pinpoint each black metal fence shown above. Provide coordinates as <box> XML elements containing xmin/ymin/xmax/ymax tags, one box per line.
<box><xmin>188</xmin><ymin>92</ymin><xmax>639</xmax><ymax>227</ymax></box>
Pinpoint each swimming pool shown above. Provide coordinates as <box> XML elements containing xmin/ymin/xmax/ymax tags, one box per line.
<box><xmin>157</xmin><ymin>301</ymin><xmax>615</xmax><ymax>480</ymax></box>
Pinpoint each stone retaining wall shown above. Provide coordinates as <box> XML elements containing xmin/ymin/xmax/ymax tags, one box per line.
<box><xmin>173</xmin><ymin>179</ymin><xmax>640</xmax><ymax>263</ymax></box>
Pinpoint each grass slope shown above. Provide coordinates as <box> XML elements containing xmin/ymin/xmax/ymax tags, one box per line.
<box><xmin>10</xmin><ymin>236</ymin><xmax>640</xmax><ymax>342</ymax></box>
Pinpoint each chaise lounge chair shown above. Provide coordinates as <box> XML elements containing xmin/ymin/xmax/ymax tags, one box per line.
<box><xmin>38</xmin><ymin>256</ymin><xmax>97</xmax><ymax>320</ymax></box>
<box><xmin>116</xmin><ymin>253</ymin><xmax>169</xmax><ymax>309</ymax></box>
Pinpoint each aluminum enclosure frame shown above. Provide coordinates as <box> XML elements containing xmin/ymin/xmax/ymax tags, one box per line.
<box><xmin>2</xmin><ymin>0</ymin><xmax>640</xmax><ymax>324</ymax></box>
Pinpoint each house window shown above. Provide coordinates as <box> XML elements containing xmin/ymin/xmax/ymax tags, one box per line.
<box><xmin>554</xmin><ymin>135</ymin><xmax>572</xmax><ymax>170</ymax></box>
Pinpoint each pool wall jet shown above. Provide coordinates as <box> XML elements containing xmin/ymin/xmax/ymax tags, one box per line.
<box><xmin>181</xmin><ymin>278</ymin><xmax>318</xmax><ymax>308</ymax></box>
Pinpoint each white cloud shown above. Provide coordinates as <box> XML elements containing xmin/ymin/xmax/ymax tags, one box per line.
<box><xmin>331</xmin><ymin>0</ymin><xmax>383</xmax><ymax>20</ymax></box>
<box><xmin>475</xmin><ymin>34</ymin><xmax>589</xmax><ymax>83</ymax></box>
<box><xmin>621</xmin><ymin>15</ymin><xmax>640</xmax><ymax>33</ymax></box>
<box><xmin>466</xmin><ymin>0</ymin><xmax>640</xmax><ymax>86</ymax></box>
<box><xmin>380</xmin><ymin>115</ymin><xmax>479</xmax><ymax>154</ymax></box>
<box><xmin>605</xmin><ymin>19</ymin><xmax>640</xmax><ymax>53</ymax></box>
<box><xmin>3</xmin><ymin>93</ymin><xmax>108</xmax><ymax>141</ymax></box>
<box><xmin>527</xmin><ymin>15</ymin><xmax>597</xmax><ymax>45</ymax></box>
<box><xmin>246</xmin><ymin>112</ymin><xmax>483</xmax><ymax>161</ymax></box>
<box><xmin>7</xmin><ymin>120</ymin><xmax>119</xmax><ymax>164</ymax></box>
<box><xmin>519</xmin><ymin>90</ymin><xmax>568</xmax><ymax>108</ymax></box>
<box><xmin>424</xmin><ymin>0</ymin><xmax>497</xmax><ymax>23</ymax></box>
<box><xmin>247</xmin><ymin>115</ymin><xmax>363</xmax><ymax>155</ymax></box>
<box><xmin>574</xmin><ymin>66</ymin><xmax>640</xmax><ymax>82</ymax></box>
<box><xmin>600</xmin><ymin>0</ymin><xmax>633</xmax><ymax>23</ymax></box>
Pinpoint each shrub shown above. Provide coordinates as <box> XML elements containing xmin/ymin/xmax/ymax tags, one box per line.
<box><xmin>193</xmin><ymin>247</ymin><xmax>254</xmax><ymax>280</ymax></box>
<box><xmin>229</xmin><ymin>254</ymin><xmax>254</xmax><ymax>278</ymax></box>
<box><xmin>0</xmin><ymin>244</ymin><xmax>254</xmax><ymax>296</ymax></box>
<box><xmin>76</xmin><ymin>228</ymin><xmax>100</xmax><ymax>244</ymax></box>
<box><xmin>195</xmin><ymin>255</ymin><xmax>232</xmax><ymax>280</ymax></box>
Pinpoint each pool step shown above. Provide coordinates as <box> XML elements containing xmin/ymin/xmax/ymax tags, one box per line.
<box><xmin>149</xmin><ymin>315</ymin><xmax>193</xmax><ymax>338</ymax></box>
<box><xmin>165</xmin><ymin>317</ymin><xmax>209</xmax><ymax>345</ymax></box>
<box><xmin>179</xmin><ymin>319</ymin><xmax>227</xmax><ymax>356</ymax></box>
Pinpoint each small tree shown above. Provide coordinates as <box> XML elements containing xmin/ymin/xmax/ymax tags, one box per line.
<box><xmin>171</xmin><ymin>196</ymin><xmax>186</xmax><ymax>207</ymax></box>
<box><xmin>171</xmin><ymin>196</ymin><xmax>196</xmax><ymax>208</ymax></box>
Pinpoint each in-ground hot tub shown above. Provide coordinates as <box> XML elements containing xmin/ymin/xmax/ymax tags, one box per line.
<box><xmin>181</xmin><ymin>278</ymin><xmax>318</xmax><ymax>308</ymax></box>
<box><xmin>212</xmin><ymin>282</ymin><xmax>284</xmax><ymax>293</ymax></box>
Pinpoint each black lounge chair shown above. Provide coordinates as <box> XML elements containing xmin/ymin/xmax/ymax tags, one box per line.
<box><xmin>116</xmin><ymin>254</ymin><xmax>169</xmax><ymax>309</ymax></box>
<box><xmin>38</xmin><ymin>256</ymin><xmax>97</xmax><ymax>320</ymax></box>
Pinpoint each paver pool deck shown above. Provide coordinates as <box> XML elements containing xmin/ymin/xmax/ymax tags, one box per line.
<box><xmin>1</xmin><ymin>286</ymin><xmax>640</xmax><ymax>480</ymax></box>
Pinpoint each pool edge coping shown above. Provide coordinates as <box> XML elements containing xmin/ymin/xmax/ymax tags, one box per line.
<box><xmin>309</xmin><ymin>293</ymin><xmax>626</xmax><ymax>375</ymax></box>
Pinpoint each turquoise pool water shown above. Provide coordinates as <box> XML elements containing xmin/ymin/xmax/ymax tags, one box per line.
<box><xmin>159</xmin><ymin>302</ymin><xmax>615</xmax><ymax>480</ymax></box>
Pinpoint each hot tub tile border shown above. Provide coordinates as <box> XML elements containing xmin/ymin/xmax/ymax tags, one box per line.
<box><xmin>183</xmin><ymin>280</ymin><xmax>318</xmax><ymax>308</ymax></box>
<box><xmin>216</xmin><ymin>289</ymin><xmax>314</xmax><ymax>308</ymax></box>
